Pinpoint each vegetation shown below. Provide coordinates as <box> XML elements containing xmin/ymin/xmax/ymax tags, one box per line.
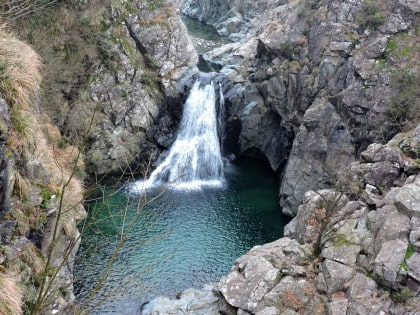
<box><xmin>0</xmin><ymin>271</ymin><xmax>22</xmax><ymax>315</ymax></box>
<box><xmin>356</xmin><ymin>0</ymin><xmax>388</xmax><ymax>30</ymax></box>
<box><xmin>388</xmin><ymin>72</ymin><xmax>420</xmax><ymax>131</ymax></box>
<box><xmin>0</xmin><ymin>0</ymin><xmax>58</xmax><ymax>19</ymax></box>
<box><xmin>385</xmin><ymin>31</ymin><xmax>420</xmax><ymax>132</ymax></box>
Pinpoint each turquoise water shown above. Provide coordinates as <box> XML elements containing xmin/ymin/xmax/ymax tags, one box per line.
<box><xmin>74</xmin><ymin>159</ymin><xmax>289</xmax><ymax>314</ymax></box>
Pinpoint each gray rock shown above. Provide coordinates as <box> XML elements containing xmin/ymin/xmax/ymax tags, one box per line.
<box><xmin>328</xmin><ymin>296</ymin><xmax>349</xmax><ymax>315</ymax></box>
<box><xmin>264</xmin><ymin>276</ymin><xmax>310</xmax><ymax>311</ymax></box>
<box><xmin>373</xmin><ymin>208</ymin><xmax>410</xmax><ymax>253</ymax></box>
<box><xmin>218</xmin><ymin>255</ymin><xmax>280</xmax><ymax>312</ymax></box>
<box><xmin>393</xmin><ymin>177</ymin><xmax>420</xmax><ymax>218</ymax></box>
<box><xmin>406</xmin><ymin>252</ymin><xmax>420</xmax><ymax>282</ymax></box>
<box><xmin>255</xmin><ymin>306</ymin><xmax>280</xmax><ymax>315</ymax></box>
<box><xmin>320</xmin><ymin>259</ymin><xmax>355</xmax><ymax>294</ymax></box>
<box><xmin>374</xmin><ymin>239</ymin><xmax>408</xmax><ymax>286</ymax></box>
<box><xmin>322</xmin><ymin>244</ymin><xmax>361</xmax><ymax>266</ymax></box>
<box><xmin>409</xmin><ymin>217</ymin><xmax>420</xmax><ymax>251</ymax></box>
<box><xmin>279</xmin><ymin>99</ymin><xmax>354</xmax><ymax>216</ymax></box>
<box><xmin>142</xmin><ymin>285</ymin><xmax>219</xmax><ymax>315</ymax></box>
<box><xmin>360</xmin><ymin>143</ymin><xmax>402</xmax><ymax>166</ymax></box>
<box><xmin>347</xmin><ymin>273</ymin><xmax>377</xmax><ymax>301</ymax></box>
<box><xmin>362</xmin><ymin>36</ymin><xmax>389</xmax><ymax>59</ymax></box>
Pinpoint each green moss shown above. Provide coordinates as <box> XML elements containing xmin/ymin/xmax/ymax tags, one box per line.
<box><xmin>375</xmin><ymin>58</ymin><xmax>386</xmax><ymax>69</ymax></box>
<box><xmin>332</xmin><ymin>233</ymin><xmax>351</xmax><ymax>247</ymax></box>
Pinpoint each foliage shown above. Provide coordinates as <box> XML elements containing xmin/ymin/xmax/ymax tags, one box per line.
<box><xmin>390</xmin><ymin>288</ymin><xmax>414</xmax><ymax>304</ymax></box>
<box><xmin>0</xmin><ymin>0</ymin><xmax>58</xmax><ymax>20</ymax></box>
<box><xmin>388</xmin><ymin>72</ymin><xmax>420</xmax><ymax>131</ymax></box>
<box><xmin>356</xmin><ymin>0</ymin><xmax>388</xmax><ymax>30</ymax></box>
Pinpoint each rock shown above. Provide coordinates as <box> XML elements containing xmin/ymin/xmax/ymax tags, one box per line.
<box><xmin>388</xmin><ymin>124</ymin><xmax>420</xmax><ymax>159</ymax></box>
<box><xmin>264</xmin><ymin>276</ymin><xmax>311</xmax><ymax>311</ymax></box>
<box><xmin>372</xmin><ymin>207</ymin><xmax>410</xmax><ymax>253</ymax></box>
<box><xmin>328</xmin><ymin>296</ymin><xmax>349</xmax><ymax>315</ymax></box>
<box><xmin>218</xmin><ymin>255</ymin><xmax>280</xmax><ymax>312</ymax></box>
<box><xmin>347</xmin><ymin>273</ymin><xmax>377</xmax><ymax>301</ymax></box>
<box><xmin>322</xmin><ymin>244</ymin><xmax>361</xmax><ymax>266</ymax></box>
<box><xmin>393</xmin><ymin>176</ymin><xmax>420</xmax><ymax>218</ymax></box>
<box><xmin>374</xmin><ymin>239</ymin><xmax>408</xmax><ymax>286</ymax></box>
<box><xmin>360</xmin><ymin>143</ymin><xmax>402</xmax><ymax>166</ymax></box>
<box><xmin>291</xmin><ymin>190</ymin><xmax>349</xmax><ymax>245</ymax></box>
<box><xmin>141</xmin><ymin>285</ymin><xmax>219</xmax><ymax>315</ymax></box>
<box><xmin>255</xmin><ymin>306</ymin><xmax>280</xmax><ymax>315</ymax></box>
<box><xmin>406</xmin><ymin>252</ymin><xmax>420</xmax><ymax>283</ymax></box>
<box><xmin>409</xmin><ymin>217</ymin><xmax>420</xmax><ymax>251</ymax></box>
<box><xmin>279</xmin><ymin>99</ymin><xmax>354</xmax><ymax>216</ymax></box>
<box><xmin>319</xmin><ymin>259</ymin><xmax>355</xmax><ymax>294</ymax></box>
<box><xmin>362</xmin><ymin>36</ymin><xmax>389</xmax><ymax>59</ymax></box>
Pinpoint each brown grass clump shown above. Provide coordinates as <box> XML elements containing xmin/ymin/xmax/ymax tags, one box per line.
<box><xmin>0</xmin><ymin>24</ymin><xmax>42</xmax><ymax>110</ymax></box>
<box><xmin>0</xmin><ymin>272</ymin><xmax>22</xmax><ymax>315</ymax></box>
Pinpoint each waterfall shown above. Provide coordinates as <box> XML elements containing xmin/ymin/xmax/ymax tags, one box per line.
<box><xmin>217</xmin><ymin>83</ymin><xmax>225</xmax><ymax>154</ymax></box>
<box><xmin>132</xmin><ymin>80</ymin><xmax>224</xmax><ymax>191</ymax></box>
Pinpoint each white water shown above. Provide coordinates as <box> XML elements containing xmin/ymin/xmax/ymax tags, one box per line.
<box><xmin>132</xmin><ymin>81</ymin><xmax>224</xmax><ymax>191</ymax></box>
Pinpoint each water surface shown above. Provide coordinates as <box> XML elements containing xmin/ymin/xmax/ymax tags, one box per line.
<box><xmin>74</xmin><ymin>159</ymin><xmax>289</xmax><ymax>314</ymax></box>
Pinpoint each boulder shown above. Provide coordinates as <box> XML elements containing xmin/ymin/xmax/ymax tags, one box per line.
<box><xmin>141</xmin><ymin>285</ymin><xmax>219</xmax><ymax>315</ymax></box>
<box><xmin>279</xmin><ymin>99</ymin><xmax>354</xmax><ymax>216</ymax></box>
<box><xmin>374</xmin><ymin>239</ymin><xmax>408</xmax><ymax>286</ymax></box>
<box><xmin>318</xmin><ymin>259</ymin><xmax>355</xmax><ymax>294</ymax></box>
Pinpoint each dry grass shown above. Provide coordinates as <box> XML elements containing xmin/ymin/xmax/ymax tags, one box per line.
<box><xmin>20</xmin><ymin>243</ymin><xmax>46</xmax><ymax>275</ymax></box>
<box><xmin>0</xmin><ymin>24</ymin><xmax>42</xmax><ymax>110</ymax></box>
<box><xmin>0</xmin><ymin>272</ymin><xmax>22</xmax><ymax>315</ymax></box>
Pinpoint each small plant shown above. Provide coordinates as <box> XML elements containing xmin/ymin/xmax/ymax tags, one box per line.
<box><xmin>391</xmin><ymin>288</ymin><xmax>414</xmax><ymax>304</ymax></box>
<box><xmin>356</xmin><ymin>0</ymin><xmax>388</xmax><ymax>30</ymax></box>
<box><xmin>399</xmin><ymin>244</ymin><xmax>414</xmax><ymax>271</ymax></box>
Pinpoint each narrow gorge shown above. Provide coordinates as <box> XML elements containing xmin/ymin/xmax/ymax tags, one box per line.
<box><xmin>0</xmin><ymin>0</ymin><xmax>419</xmax><ymax>314</ymax></box>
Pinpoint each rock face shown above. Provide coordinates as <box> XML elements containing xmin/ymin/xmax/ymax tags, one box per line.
<box><xmin>143</xmin><ymin>125</ymin><xmax>420</xmax><ymax>314</ymax></box>
<box><xmin>183</xmin><ymin>0</ymin><xmax>419</xmax><ymax>216</ymax></box>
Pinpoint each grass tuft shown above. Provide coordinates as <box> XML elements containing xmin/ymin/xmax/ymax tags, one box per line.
<box><xmin>0</xmin><ymin>272</ymin><xmax>23</xmax><ymax>315</ymax></box>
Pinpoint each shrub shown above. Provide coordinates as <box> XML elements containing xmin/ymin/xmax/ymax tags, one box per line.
<box><xmin>356</xmin><ymin>0</ymin><xmax>388</xmax><ymax>30</ymax></box>
<box><xmin>388</xmin><ymin>72</ymin><xmax>420</xmax><ymax>131</ymax></box>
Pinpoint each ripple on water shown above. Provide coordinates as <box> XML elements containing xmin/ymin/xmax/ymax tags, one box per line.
<box><xmin>74</xmin><ymin>160</ymin><xmax>289</xmax><ymax>314</ymax></box>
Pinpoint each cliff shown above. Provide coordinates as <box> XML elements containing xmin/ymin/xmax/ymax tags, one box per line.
<box><xmin>183</xmin><ymin>0</ymin><xmax>419</xmax><ymax>217</ymax></box>
<box><xmin>0</xmin><ymin>26</ymin><xmax>85</xmax><ymax>314</ymax></box>
<box><xmin>142</xmin><ymin>125</ymin><xmax>420</xmax><ymax>314</ymax></box>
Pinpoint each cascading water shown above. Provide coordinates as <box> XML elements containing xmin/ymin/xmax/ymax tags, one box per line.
<box><xmin>132</xmin><ymin>80</ymin><xmax>224</xmax><ymax>191</ymax></box>
<box><xmin>217</xmin><ymin>83</ymin><xmax>225</xmax><ymax>154</ymax></box>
